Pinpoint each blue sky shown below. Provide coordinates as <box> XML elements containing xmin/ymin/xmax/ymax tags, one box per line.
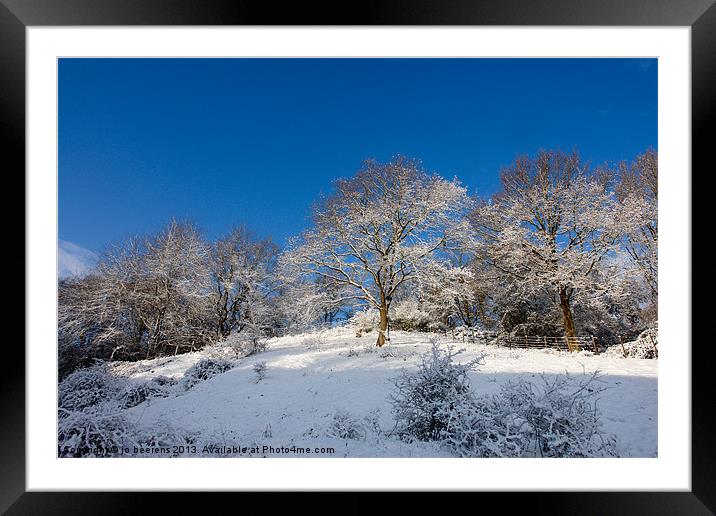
<box><xmin>59</xmin><ymin>58</ymin><xmax>657</xmax><ymax>252</ymax></box>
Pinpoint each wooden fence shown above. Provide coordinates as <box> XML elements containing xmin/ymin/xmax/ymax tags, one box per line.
<box><xmin>448</xmin><ymin>328</ymin><xmax>601</xmax><ymax>353</ymax></box>
<box><xmin>494</xmin><ymin>335</ymin><xmax>600</xmax><ymax>353</ymax></box>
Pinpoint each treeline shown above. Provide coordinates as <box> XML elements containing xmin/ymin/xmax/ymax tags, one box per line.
<box><xmin>59</xmin><ymin>148</ymin><xmax>657</xmax><ymax>375</ymax></box>
<box><xmin>58</xmin><ymin>225</ymin><xmax>282</xmax><ymax>376</ymax></box>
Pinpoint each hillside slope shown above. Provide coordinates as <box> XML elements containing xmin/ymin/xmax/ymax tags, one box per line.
<box><xmin>100</xmin><ymin>329</ymin><xmax>657</xmax><ymax>458</ymax></box>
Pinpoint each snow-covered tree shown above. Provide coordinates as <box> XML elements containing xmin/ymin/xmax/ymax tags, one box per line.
<box><xmin>58</xmin><ymin>237</ymin><xmax>153</xmax><ymax>367</ymax></box>
<box><xmin>313</xmin><ymin>274</ymin><xmax>354</xmax><ymax>325</ymax></box>
<box><xmin>59</xmin><ymin>220</ymin><xmax>217</xmax><ymax>366</ymax></box>
<box><xmin>417</xmin><ymin>254</ymin><xmax>492</xmax><ymax>329</ymax></box>
<box><xmin>470</xmin><ymin>150</ymin><xmax>624</xmax><ymax>340</ymax></box>
<box><xmin>136</xmin><ymin>220</ymin><xmax>214</xmax><ymax>356</ymax></box>
<box><xmin>614</xmin><ymin>148</ymin><xmax>658</xmax><ymax>305</ymax></box>
<box><xmin>272</xmin><ymin>258</ymin><xmax>358</xmax><ymax>332</ymax></box>
<box><xmin>282</xmin><ymin>156</ymin><xmax>472</xmax><ymax>346</ymax></box>
<box><xmin>210</xmin><ymin>226</ymin><xmax>279</xmax><ymax>338</ymax></box>
<box><xmin>273</xmin><ymin>278</ymin><xmax>328</xmax><ymax>332</ymax></box>
<box><xmin>570</xmin><ymin>258</ymin><xmax>647</xmax><ymax>344</ymax></box>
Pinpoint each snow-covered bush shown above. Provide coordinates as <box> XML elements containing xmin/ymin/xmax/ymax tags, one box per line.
<box><xmin>390</xmin><ymin>299</ymin><xmax>431</xmax><ymax>332</ymax></box>
<box><xmin>220</xmin><ymin>333</ymin><xmax>269</xmax><ymax>358</ymax></box>
<box><xmin>182</xmin><ymin>358</ymin><xmax>234</xmax><ymax>390</ymax></box>
<box><xmin>443</xmin><ymin>373</ymin><xmax>617</xmax><ymax>458</ymax></box>
<box><xmin>59</xmin><ymin>408</ymin><xmax>198</xmax><ymax>457</ymax></box>
<box><xmin>349</xmin><ymin>309</ymin><xmax>379</xmax><ymax>335</ymax></box>
<box><xmin>133</xmin><ymin>421</ymin><xmax>198</xmax><ymax>456</ymax></box>
<box><xmin>58</xmin><ymin>365</ymin><xmax>119</xmax><ymax>411</ymax></box>
<box><xmin>604</xmin><ymin>328</ymin><xmax>658</xmax><ymax>359</ymax></box>
<box><xmin>390</xmin><ymin>341</ymin><xmax>484</xmax><ymax>441</ymax></box>
<box><xmin>326</xmin><ymin>410</ymin><xmax>367</xmax><ymax>440</ymax></box>
<box><xmin>500</xmin><ymin>373</ymin><xmax>617</xmax><ymax>457</ymax></box>
<box><xmin>58</xmin><ymin>408</ymin><xmax>134</xmax><ymax>457</ymax></box>
<box><xmin>117</xmin><ymin>378</ymin><xmax>173</xmax><ymax>409</ymax></box>
<box><xmin>440</xmin><ymin>396</ymin><xmax>528</xmax><ymax>457</ymax></box>
<box><xmin>390</xmin><ymin>344</ymin><xmax>617</xmax><ymax>457</ymax></box>
<box><xmin>151</xmin><ymin>375</ymin><xmax>178</xmax><ymax>387</ymax></box>
<box><xmin>363</xmin><ymin>409</ymin><xmax>384</xmax><ymax>437</ymax></box>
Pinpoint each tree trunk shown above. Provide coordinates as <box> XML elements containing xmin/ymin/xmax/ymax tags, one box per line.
<box><xmin>376</xmin><ymin>304</ymin><xmax>389</xmax><ymax>347</ymax></box>
<box><xmin>558</xmin><ymin>285</ymin><xmax>576</xmax><ymax>340</ymax></box>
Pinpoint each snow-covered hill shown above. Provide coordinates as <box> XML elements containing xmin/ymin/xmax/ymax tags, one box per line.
<box><xmin>70</xmin><ymin>329</ymin><xmax>657</xmax><ymax>458</ymax></box>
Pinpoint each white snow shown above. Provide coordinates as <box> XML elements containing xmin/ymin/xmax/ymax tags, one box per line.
<box><xmin>113</xmin><ymin>329</ymin><xmax>657</xmax><ymax>458</ymax></box>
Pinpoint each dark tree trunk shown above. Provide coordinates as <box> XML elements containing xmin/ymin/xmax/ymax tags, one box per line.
<box><xmin>558</xmin><ymin>285</ymin><xmax>576</xmax><ymax>344</ymax></box>
<box><xmin>376</xmin><ymin>303</ymin><xmax>389</xmax><ymax>347</ymax></box>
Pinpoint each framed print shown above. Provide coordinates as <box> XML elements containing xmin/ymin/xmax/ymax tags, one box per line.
<box><xmin>3</xmin><ymin>0</ymin><xmax>711</xmax><ymax>512</ymax></box>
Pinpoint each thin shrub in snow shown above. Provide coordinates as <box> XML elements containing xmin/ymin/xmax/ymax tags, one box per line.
<box><xmin>253</xmin><ymin>361</ymin><xmax>267</xmax><ymax>383</ymax></box>
<box><xmin>182</xmin><ymin>358</ymin><xmax>234</xmax><ymax>390</ymax></box>
<box><xmin>389</xmin><ymin>340</ymin><xmax>484</xmax><ymax>442</ymax></box>
<box><xmin>326</xmin><ymin>410</ymin><xmax>367</xmax><ymax>440</ymax></box>
<box><xmin>363</xmin><ymin>409</ymin><xmax>384</xmax><ymax>438</ymax></box>
<box><xmin>325</xmin><ymin>409</ymin><xmax>384</xmax><ymax>442</ymax></box>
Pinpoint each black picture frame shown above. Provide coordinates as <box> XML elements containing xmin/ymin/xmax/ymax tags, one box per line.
<box><xmin>3</xmin><ymin>0</ymin><xmax>711</xmax><ymax>513</ymax></box>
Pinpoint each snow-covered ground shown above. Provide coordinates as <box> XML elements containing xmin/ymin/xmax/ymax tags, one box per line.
<box><xmin>101</xmin><ymin>329</ymin><xmax>657</xmax><ymax>458</ymax></box>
